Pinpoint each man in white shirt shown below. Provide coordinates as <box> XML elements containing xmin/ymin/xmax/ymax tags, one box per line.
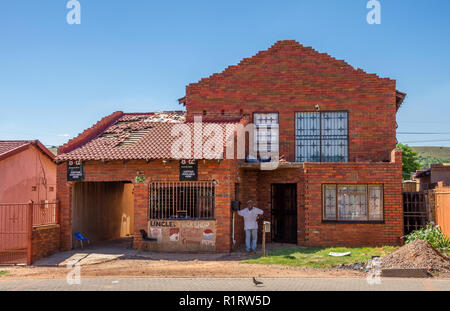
<box><xmin>237</xmin><ymin>200</ymin><xmax>264</xmax><ymax>252</ymax></box>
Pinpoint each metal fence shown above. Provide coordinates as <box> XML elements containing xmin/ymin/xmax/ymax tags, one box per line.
<box><xmin>0</xmin><ymin>203</ymin><xmax>31</xmax><ymax>265</ymax></box>
<box><xmin>149</xmin><ymin>181</ymin><xmax>216</xmax><ymax>220</ymax></box>
<box><xmin>0</xmin><ymin>201</ymin><xmax>59</xmax><ymax>265</ymax></box>
<box><xmin>32</xmin><ymin>201</ymin><xmax>59</xmax><ymax>227</ymax></box>
<box><xmin>403</xmin><ymin>192</ymin><xmax>431</xmax><ymax>235</ymax></box>
<box><xmin>435</xmin><ymin>191</ymin><xmax>450</xmax><ymax>238</ymax></box>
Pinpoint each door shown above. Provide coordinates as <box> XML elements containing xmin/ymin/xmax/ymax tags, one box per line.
<box><xmin>271</xmin><ymin>184</ymin><xmax>297</xmax><ymax>243</ymax></box>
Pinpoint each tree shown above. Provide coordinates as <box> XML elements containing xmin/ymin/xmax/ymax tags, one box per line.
<box><xmin>397</xmin><ymin>143</ymin><xmax>422</xmax><ymax>180</ymax></box>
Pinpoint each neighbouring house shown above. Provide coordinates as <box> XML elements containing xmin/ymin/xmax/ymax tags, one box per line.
<box><xmin>413</xmin><ymin>164</ymin><xmax>450</xmax><ymax>190</ymax></box>
<box><xmin>55</xmin><ymin>40</ymin><xmax>406</xmax><ymax>253</ymax></box>
<box><xmin>0</xmin><ymin>140</ymin><xmax>59</xmax><ymax>265</ymax></box>
<box><xmin>0</xmin><ymin>140</ymin><xmax>56</xmax><ymax>204</ymax></box>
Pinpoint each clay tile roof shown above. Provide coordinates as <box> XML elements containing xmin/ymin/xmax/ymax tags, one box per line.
<box><xmin>0</xmin><ymin>140</ymin><xmax>55</xmax><ymax>161</ymax></box>
<box><xmin>55</xmin><ymin>111</ymin><xmax>241</xmax><ymax>162</ymax></box>
<box><xmin>0</xmin><ymin>140</ymin><xmax>32</xmax><ymax>156</ymax></box>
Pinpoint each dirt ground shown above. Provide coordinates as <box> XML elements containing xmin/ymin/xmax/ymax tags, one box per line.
<box><xmin>1</xmin><ymin>257</ymin><xmax>365</xmax><ymax>279</ymax></box>
<box><xmin>2</xmin><ymin>240</ymin><xmax>449</xmax><ymax>280</ymax></box>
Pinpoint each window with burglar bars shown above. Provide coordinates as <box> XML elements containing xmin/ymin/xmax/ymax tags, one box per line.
<box><xmin>149</xmin><ymin>181</ymin><xmax>215</xmax><ymax>220</ymax></box>
<box><xmin>323</xmin><ymin>184</ymin><xmax>383</xmax><ymax>222</ymax></box>
<box><xmin>295</xmin><ymin>112</ymin><xmax>348</xmax><ymax>162</ymax></box>
<box><xmin>253</xmin><ymin>113</ymin><xmax>279</xmax><ymax>153</ymax></box>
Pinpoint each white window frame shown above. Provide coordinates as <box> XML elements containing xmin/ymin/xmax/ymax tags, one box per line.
<box><xmin>253</xmin><ymin>112</ymin><xmax>279</xmax><ymax>154</ymax></box>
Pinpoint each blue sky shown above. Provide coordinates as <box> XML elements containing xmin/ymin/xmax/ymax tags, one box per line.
<box><xmin>1</xmin><ymin>0</ymin><xmax>449</xmax><ymax>147</ymax></box>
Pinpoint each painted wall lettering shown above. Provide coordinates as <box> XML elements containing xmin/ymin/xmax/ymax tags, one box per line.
<box><xmin>150</xmin><ymin>220</ymin><xmax>176</xmax><ymax>228</ymax></box>
<box><xmin>148</xmin><ymin>220</ymin><xmax>216</xmax><ymax>252</ymax></box>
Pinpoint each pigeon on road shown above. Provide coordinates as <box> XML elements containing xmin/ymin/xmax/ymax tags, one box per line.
<box><xmin>253</xmin><ymin>277</ymin><xmax>264</xmax><ymax>286</ymax></box>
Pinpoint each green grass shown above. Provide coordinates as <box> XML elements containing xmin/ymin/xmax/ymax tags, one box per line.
<box><xmin>0</xmin><ymin>271</ymin><xmax>9</xmax><ymax>277</ymax></box>
<box><xmin>241</xmin><ymin>246</ymin><xmax>398</xmax><ymax>268</ymax></box>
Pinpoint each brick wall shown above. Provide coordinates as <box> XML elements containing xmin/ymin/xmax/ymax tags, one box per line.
<box><xmin>31</xmin><ymin>224</ymin><xmax>60</xmax><ymax>263</ymax></box>
<box><xmin>57</xmin><ymin>159</ymin><xmax>238</xmax><ymax>253</ymax></box>
<box><xmin>185</xmin><ymin>40</ymin><xmax>398</xmax><ymax>163</ymax></box>
<box><xmin>234</xmin><ymin>149</ymin><xmax>403</xmax><ymax>247</ymax></box>
<box><xmin>301</xmin><ymin>149</ymin><xmax>403</xmax><ymax>247</ymax></box>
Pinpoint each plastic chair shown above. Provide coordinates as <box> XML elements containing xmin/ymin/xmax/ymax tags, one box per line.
<box><xmin>74</xmin><ymin>232</ymin><xmax>90</xmax><ymax>249</ymax></box>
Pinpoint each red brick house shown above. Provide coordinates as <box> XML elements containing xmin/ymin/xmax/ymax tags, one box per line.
<box><xmin>56</xmin><ymin>40</ymin><xmax>405</xmax><ymax>252</ymax></box>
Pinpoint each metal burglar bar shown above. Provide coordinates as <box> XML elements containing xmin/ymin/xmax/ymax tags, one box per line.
<box><xmin>149</xmin><ymin>181</ymin><xmax>216</xmax><ymax>220</ymax></box>
<box><xmin>254</xmin><ymin>113</ymin><xmax>279</xmax><ymax>153</ymax></box>
<box><xmin>403</xmin><ymin>192</ymin><xmax>429</xmax><ymax>234</ymax></box>
<box><xmin>295</xmin><ymin>112</ymin><xmax>348</xmax><ymax>162</ymax></box>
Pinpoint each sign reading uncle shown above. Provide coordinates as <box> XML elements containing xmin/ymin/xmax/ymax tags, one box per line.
<box><xmin>148</xmin><ymin>220</ymin><xmax>216</xmax><ymax>252</ymax></box>
<box><xmin>180</xmin><ymin>159</ymin><xmax>198</xmax><ymax>181</ymax></box>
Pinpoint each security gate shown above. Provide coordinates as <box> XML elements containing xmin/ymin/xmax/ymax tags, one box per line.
<box><xmin>0</xmin><ymin>203</ymin><xmax>31</xmax><ymax>265</ymax></box>
<box><xmin>403</xmin><ymin>192</ymin><xmax>431</xmax><ymax>235</ymax></box>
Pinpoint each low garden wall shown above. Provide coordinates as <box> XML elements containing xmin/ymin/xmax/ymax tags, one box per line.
<box><xmin>31</xmin><ymin>224</ymin><xmax>60</xmax><ymax>263</ymax></box>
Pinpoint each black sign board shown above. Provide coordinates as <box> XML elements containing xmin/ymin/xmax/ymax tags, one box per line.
<box><xmin>180</xmin><ymin>159</ymin><xmax>198</xmax><ymax>181</ymax></box>
<box><xmin>67</xmin><ymin>160</ymin><xmax>84</xmax><ymax>181</ymax></box>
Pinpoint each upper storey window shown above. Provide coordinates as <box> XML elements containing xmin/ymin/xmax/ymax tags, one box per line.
<box><xmin>295</xmin><ymin>111</ymin><xmax>348</xmax><ymax>162</ymax></box>
<box><xmin>253</xmin><ymin>113</ymin><xmax>279</xmax><ymax>154</ymax></box>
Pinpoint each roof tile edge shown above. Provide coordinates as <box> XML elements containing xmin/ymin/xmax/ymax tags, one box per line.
<box><xmin>0</xmin><ymin>140</ymin><xmax>55</xmax><ymax>162</ymax></box>
<box><xmin>58</xmin><ymin>111</ymin><xmax>124</xmax><ymax>156</ymax></box>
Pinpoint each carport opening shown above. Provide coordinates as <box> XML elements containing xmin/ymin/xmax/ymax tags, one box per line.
<box><xmin>72</xmin><ymin>181</ymin><xmax>134</xmax><ymax>245</ymax></box>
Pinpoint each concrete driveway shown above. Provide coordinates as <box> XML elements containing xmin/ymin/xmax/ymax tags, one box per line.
<box><xmin>33</xmin><ymin>238</ymin><xmax>137</xmax><ymax>267</ymax></box>
<box><xmin>32</xmin><ymin>238</ymin><xmax>293</xmax><ymax>267</ymax></box>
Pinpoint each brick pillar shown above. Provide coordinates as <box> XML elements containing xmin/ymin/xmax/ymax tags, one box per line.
<box><xmin>215</xmin><ymin>172</ymin><xmax>232</xmax><ymax>253</ymax></box>
<box><xmin>133</xmin><ymin>182</ymin><xmax>149</xmax><ymax>249</ymax></box>
<box><xmin>56</xmin><ymin>162</ymin><xmax>73</xmax><ymax>251</ymax></box>
<box><xmin>391</xmin><ymin>148</ymin><xmax>402</xmax><ymax>164</ymax></box>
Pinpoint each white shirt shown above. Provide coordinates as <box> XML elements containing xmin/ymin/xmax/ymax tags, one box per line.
<box><xmin>237</xmin><ymin>207</ymin><xmax>264</xmax><ymax>230</ymax></box>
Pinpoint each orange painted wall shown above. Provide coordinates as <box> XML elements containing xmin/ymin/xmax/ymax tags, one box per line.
<box><xmin>0</xmin><ymin>145</ymin><xmax>56</xmax><ymax>203</ymax></box>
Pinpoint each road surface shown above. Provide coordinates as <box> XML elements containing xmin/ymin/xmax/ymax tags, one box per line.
<box><xmin>0</xmin><ymin>277</ymin><xmax>449</xmax><ymax>291</ymax></box>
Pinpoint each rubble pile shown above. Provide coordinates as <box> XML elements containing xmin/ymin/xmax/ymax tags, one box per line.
<box><xmin>380</xmin><ymin>240</ymin><xmax>450</xmax><ymax>273</ymax></box>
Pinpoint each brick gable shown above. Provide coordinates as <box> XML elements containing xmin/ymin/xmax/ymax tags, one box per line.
<box><xmin>185</xmin><ymin>40</ymin><xmax>398</xmax><ymax>162</ymax></box>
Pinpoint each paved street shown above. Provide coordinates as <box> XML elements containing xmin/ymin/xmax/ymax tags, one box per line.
<box><xmin>0</xmin><ymin>277</ymin><xmax>449</xmax><ymax>291</ymax></box>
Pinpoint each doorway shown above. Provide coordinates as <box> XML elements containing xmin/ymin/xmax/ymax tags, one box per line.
<box><xmin>72</xmin><ymin>181</ymin><xmax>134</xmax><ymax>244</ymax></box>
<box><xmin>271</xmin><ymin>184</ymin><xmax>297</xmax><ymax>243</ymax></box>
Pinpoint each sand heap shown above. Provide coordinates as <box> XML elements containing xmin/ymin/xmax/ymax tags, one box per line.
<box><xmin>380</xmin><ymin>240</ymin><xmax>450</xmax><ymax>272</ymax></box>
